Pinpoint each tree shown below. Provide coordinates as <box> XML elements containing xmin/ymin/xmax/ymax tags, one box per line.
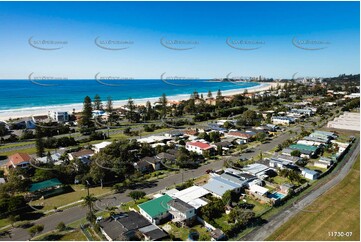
<box><xmin>228</xmin><ymin>208</ymin><xmax>255</xmax><ymax>224</ymax></box>
<box><xmin>82</xmin><ymin>194</ymin><xmax>98</xmax><ymax>223</ymax></box>
<box><xmin>291</xmin><ymin>150</ymin><xmax>301</xmax><ymax>157</ymax></box>
<box><xmin>128</xmin><ymin>191</ymin><xmax>146</xmax><ymax>201</ymax></box>
<box><xmin>105</xmin><ymin>96</ymin><xmax>113</xmax><ymax>113</ymax></box>
<box><xmin>28</xmin><ymin>224</ymin><xmax>44</xmax><ymax>238</ymax></box>
<box><xmin>222</xmin><ymin>190</ymin><xmax>233</xmax><ymax>206</ymax></box>
<box><xmin>254</xmin><ymin>132</ymin><xmax>267</xmax><ymax>142</ymax></box>
<box><xmin>200</xmin><ymin>198</ymin><xmax>224</xmax><ymax>221</ymax></box>
<box><xmin>159</xmin><ymin>93</ymin><xmax>168</xmax><ymax>118</ymax></box>
<box><xmin>216</xmin><ymin>89</ymin><xmax>222</xmax><ymax>98</ymax></box>
<box><xmin>125</xmin><ymin>98</ymin><xmax>138</xmax><ymax>123</ymax></box>
<box><xmin>237</xmin><ymin>110</ymin><xmax>259</xmax><ymax>126</ymax></box>
<box><xmin>35</xmin><ymin>130</ymin><xmax>45</xmax><ymax>157</ymax></box>
<box><xmin>56</xmin><ymin>222</ymin><xmax>66</xmax><ymax>232</ymax></box>
<box><xmin>81</xmin><ymin>96</ymin><xmax>93</xmax><ymax>128</ymax></box>
<box><xmin>8</xmin><ymin>215</ymin><xmax>19</xmax><ymax>228</ymax></box>
<box><xmin>93</xmin><ymin>94</ymin><xmax>103</xmax><ymax>110</ymax></box>
<box><xmin>207</xmin><ymin>90</ymin><xmax>212</xmax><ymax>98</ymax></box>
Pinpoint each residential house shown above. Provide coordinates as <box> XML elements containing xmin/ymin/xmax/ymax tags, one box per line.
<box><xmin>242</xmin><ymin>163</ymin><xmax>274</xmax><ymax>179</ymax></box>
<box><xmin>225</xmin><ymin>131</ymin><xmax>254</xmax><ymax>142</ymax></box>
<box><xmin>167</xmin><ymin>198</ymin><xmax>196</xmax><ymax>225</ymax></box>
<box><xmin>29</xmin><ymin>178</ymin><xmax>63</xmax><ymax>194</ymax></box>
<box><xmin>48</xmin><ymin>111</ymin><xmax>69</xmax><ymax>122</ymax></box>
<box><xmin>203</xmin><ymin>175</ymin><xmax>243</xmax><ymax>198</ymax></box>
<box><xmin>271</xmin><ymin>116</ymin><xmax>295</xmax><ymax>126</ymax></box>
<box><xmin>135</xmin><ymin>156</ymin><xmax>161</xmax><ymax>173</ymax></box>
<box><xmin>138</xmin><ymin>194</ymin><xmax>173</xmax><ymax>224</ymax></box>
<box><xmin>99</xmin><ymin>212</ymin><xmax>168</xmax><ymax>241</ymax></box>
<box><xmin>155</xmin><ymin>152</ymin><xmax>176</xmax><ymax>164</ymax></box>
<box><xmin>93</xmin><ymin>141</ymin><xmax>112</xmax><ymax>153</ymax></box>
<box><xmin>7</xmin><ymin>153</ymin><xmax>31</xmax><ymax>169</ymax></box>
<box><xmin>169</xmin><ymin>185</ymin><xmax>210</xmax><ymax>209</ymax></box>
<box><xmin>314</xmin><ymin>157</ymin><xmax>333</xmax><ymax>169</ymax></box>
<box><xmin>289</xmin><ymin>144</ymin><xmax>319</xmax><ymax>158</ymax></box>
<box><xmin>185</xmin><ymin>141</ymin><xmax>215</xmax><ymax>155</ymax></box>
<box><xmin>68</xmin><ymin>149</ymin><xmax>94</xmax><ymax>164</ymax></box>
<box><xmin>36</xmin><ymin>153</ymin><xmax>63</xmax><ymax>165</ymax></box>
<box><xmin>301</xmin><ymin>168</ymin><xmax>320</xmax><ymax>180</ymax></box>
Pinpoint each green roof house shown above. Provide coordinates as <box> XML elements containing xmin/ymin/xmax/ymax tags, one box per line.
<box><xmin>29</xmin><ymin>178</ymin><xmax>63</xmax><ymax>193</ymax></box>
<box><xmin>138</xmin><ymin>194</ymin><xmax>173</xmax><ymax>225</ymax></box>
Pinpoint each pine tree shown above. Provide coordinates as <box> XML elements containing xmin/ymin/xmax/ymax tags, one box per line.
<box><xmin>93</xmin><ymin>94</ymin><xmax>103</xmax><ymax>110</ymax></box>
<box><xmin>81</xmin><ymin>96</ymin><xmax>93</xmax><ymax>128</ymax></box>
<box><xmin>126</xmin><ymin>98</ymin><xmax>136</xmax><ymax>122</ymax></box>
<box><xmin>207</xmin><ymin>90</ymin><xmax>212</xmax><ymax>98</ymax></box>
<box><xmin>159</xmin><ymin>93</ymin><xmax>167</xmax><ymax>118</ymax></box>
<box><xmin>106</xmin><ymin>96</ymin><xmax>113</xmax><ymax>113</ymax></box>
<box><xmin>216</xmin><ymin>89</ymin><xmax>222</xmax><ymax>98</ymax></box>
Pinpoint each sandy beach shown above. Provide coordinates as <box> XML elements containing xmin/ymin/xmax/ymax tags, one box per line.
<box><xmin>0</xmin><ymin>82</ymin><xmax>282</xmax><ymax>121</ymax></box>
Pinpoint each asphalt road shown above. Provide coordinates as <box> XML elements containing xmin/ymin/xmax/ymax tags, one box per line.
<box><xmin>241</xmin><ymin>141</ymin><xmax>360</xmax><ymax>241</ymax></box>
<box><xmin>1</xmin><ymin>159</ymin><xmax>225</xmax><ymax>241</ymax></box>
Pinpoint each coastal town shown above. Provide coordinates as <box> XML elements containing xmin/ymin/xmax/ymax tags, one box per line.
<box><xmin>0</xmin><ymin>74</ymin><xmax>359</xmax><ymax>241</ymax></box>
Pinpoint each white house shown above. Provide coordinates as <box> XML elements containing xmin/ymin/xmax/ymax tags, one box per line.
<box><xmin>248</xmin><ymin>184</ymin><xmax>269</xmax><ymax>196</ymax></box>
<box><xmin>167</xmin><ymin>198</ymin><xmax>196</xmax><ymax>225</ymax></box>
<box><xmin>271</xmin><ymin>116</ymin><xmax>295</xmax><ymax>125</ymax></box>
<box><xmin>185</xmin><ymin>141</ymin><xmax>215</xmax><ymax>155</ymax></box>
<box><xmin>301</xmin><ymin>169</ymin><xmax>319</xmax><ymax>180</ymax></box>
<box><xmin>48</xmin><ymin>111</ymin><xmax>69</xmax><ymax>123</ymax></box>
<box><xmin>93</xmin><ymin>141</ymin><xmax>112</xmax><ymax>153</ymax></box>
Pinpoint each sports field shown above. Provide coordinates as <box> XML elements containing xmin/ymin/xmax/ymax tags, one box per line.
<box><xmin>267</xmin><ymin>154</ymin><xmax>360</xmax><ymax>241</ymax></box>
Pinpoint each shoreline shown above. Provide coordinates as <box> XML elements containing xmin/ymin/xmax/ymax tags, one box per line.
<box><xmin>0</xmin><ymin>82</ymin><xmax>281</xmax><ymax>121</ymax></box>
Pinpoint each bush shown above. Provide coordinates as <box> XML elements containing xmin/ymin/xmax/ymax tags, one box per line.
<box><xmin>56</xmin><ymin>222</ymin><xmax>66</xmax><ymax>231</ymax></box>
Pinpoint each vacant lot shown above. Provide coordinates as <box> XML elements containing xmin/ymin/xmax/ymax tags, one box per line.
<box><xmin>267</xmin><ymin>154</ymin><xmax>360</xmax><ymax>241</ymax></box>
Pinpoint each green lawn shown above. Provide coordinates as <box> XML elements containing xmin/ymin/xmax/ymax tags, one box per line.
<box><xmin>120</xmin><ymin>197</ymin><xmax>150</xmax><ymax>212</ymax></box>
<box><xmin>29</xmin><ymin>185</ymin><xmax>112</xmax><ymax>211</ymax></box>
<box><xmin>34</xmin><ymin>229</ymin><xmax>87</xmax><ymax>241</ymax></box>
<box><xmin>266</xmin><ymin>154</ymin><xmax>360</xmax><ymax>241</ymax></box>
<box><xmin>242</xmin><ymin>198</ymin><xmax>272</xmax><ymax>216</ymax></box>
<box><xmin>164</xmin><ymin>222</ymin><xmax>211</xmax><ymax>240</ymax></box>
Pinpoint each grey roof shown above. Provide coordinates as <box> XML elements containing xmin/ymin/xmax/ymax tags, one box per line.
<box><xmin>115</xmin><ymin>211</ymin><xmax>151</xmax><ymax>230</ymax></box>
<box><xmin>203</xmin><ymin>175</ymin><xmax>242</xmax><ymax>197</ymax></box>
<box><xmin>167</xmin><ymin>198</ymin><xmax>194</xmax><ymax>213</ymax></box>
<box><xmin>99</xmin><ymin>218</ymin><xmax>127</xmax><ymax>240</ymax></box>
<box><xmin>139</xmin><ymin>224</ymin><xmax>168</xmax><ymax>240</ymax></box>
<box><xmin>156</xmin><ymin>152</ymin><xmax>176</xmax><ymax>161</ymax></box>
<box><xmin>273</xmin><ymin>154</ymin><xmax>301</xmax><ymax>163</ymax></box>
<box><xmin>214</xmin><ymin>141</ymin><xmax>232</xmax><ymax>147</ymax></box>
<box><xmin>220</xmin><ymin>173</ymin><xmax>248</xmax><ymax>186</ymax></box>
<box><xmin>140</xmin><ymin>156</ymin><xmax>158</xmax><ymax>164</ymax></box>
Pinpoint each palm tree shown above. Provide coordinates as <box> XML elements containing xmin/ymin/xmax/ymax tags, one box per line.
<box><xmin>82</xmin><ymin>194</ymin><xmax>98</xmax><ymax>223</ymax></box>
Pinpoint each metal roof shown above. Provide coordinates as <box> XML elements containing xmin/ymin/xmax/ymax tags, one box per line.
<box><xmin>203</xmin><ymin>175</ymin><xmax>242</xmax><ymax>197</ymax></box>
<box><xmin>29</xmin><ymin>178</ymin><xmax>62</xmax><ymax>192</ymax></box>
<box><xmin>138</xmin><ymin>194</ymin><xmax>173</xmax><ymax>218</ymax></box>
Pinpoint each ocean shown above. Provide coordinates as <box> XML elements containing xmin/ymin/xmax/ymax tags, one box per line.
<box><xmin>0</xmin><ymin>79</ymin><xmax>261</xmax><ymax>117</ymax></box>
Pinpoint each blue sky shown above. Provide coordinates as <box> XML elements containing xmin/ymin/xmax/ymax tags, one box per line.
<box><xmin>0</xmin><ymin>1</ymin><xmax>359</xmax><ymax>79</ymax></box>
